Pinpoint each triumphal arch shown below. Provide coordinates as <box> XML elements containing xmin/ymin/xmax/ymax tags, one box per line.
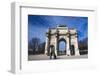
<box><xmin>45</xmin><ymin>25</ymin><xmax>80</xmax><ymax>56</ymax></box>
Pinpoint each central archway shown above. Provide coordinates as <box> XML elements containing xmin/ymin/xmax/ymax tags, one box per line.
<box><xmin>58</xmin><ymin>38</ymin><xmax>66</xmax><ymax>55</ymax></box>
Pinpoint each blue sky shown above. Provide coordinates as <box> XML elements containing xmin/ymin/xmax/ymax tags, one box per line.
<box><xmin>28</xmin><ymin>15</ymin><xmax>88</xmax><ymax>44</ymax></box>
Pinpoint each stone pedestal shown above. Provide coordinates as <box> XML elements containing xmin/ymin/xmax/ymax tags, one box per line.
<box><xmin>45</xmin><ymin>37</ymin><xmax>49</xmax><ymax>55</ymax></box>
<box><xmin>55</xmin><ymin>38</ymin><xmax>57</xmax><ymax>56</ymax></box>
<box><xmin>75</xmin><ymin>37</ymin><xmax>80</xmax><ymax>56</ymax></box>
<box><xmin>66</xmin><ymin>37</ymin><xmax>70</xmax><ymax>56</ymax></box>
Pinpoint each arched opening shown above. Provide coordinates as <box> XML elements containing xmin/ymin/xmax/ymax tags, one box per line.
<box><xmin>70</xmin><ymin>45</ymin><xmax>75</xmax><ymax>55</ymax></box>
<box><xmin>58</xmin><ymin>38</ymin><xmax>66</xmax><ymax>55</ymax></box>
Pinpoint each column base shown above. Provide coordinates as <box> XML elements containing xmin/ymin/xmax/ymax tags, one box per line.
<box><xmin>45</xmin><ymin>50</ymin><xmax>48</xmax><ymax>55</ymax></box>
<box><xmin>75</xmin><ymin>49</ymin><xmax>80</xmax><ymax>56</ymax></box>
<box><xmin>55</xmin><ymin>50</ymin><xmax>57</xmax><ymax>56</ymax></box>
<box><xmin>66</xmin><ymin>49</ymin><xmax>70</xmax><ymax>56</ymax></box>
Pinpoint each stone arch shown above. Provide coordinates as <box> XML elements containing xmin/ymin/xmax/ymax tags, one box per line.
<box><xmin>45</xmin><ymin>25</ymin><xmax>80</xmax><ymax>56</ymax></box>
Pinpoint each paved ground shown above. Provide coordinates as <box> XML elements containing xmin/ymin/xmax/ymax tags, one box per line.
<box><xmin>28</xmin><ymin>54</ymin><xmax>88</xmax><ymax>61</ymax></box>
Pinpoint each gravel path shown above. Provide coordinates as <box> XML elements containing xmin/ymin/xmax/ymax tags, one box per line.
<box><xmin>28</xmin><ymin>54</ymin><xmax>88</xmax><ymax>61</ymax></box>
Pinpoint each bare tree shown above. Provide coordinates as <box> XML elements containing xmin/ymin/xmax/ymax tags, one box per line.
<box><xmin>78</xmin><ymin>38</ymin><xmax>88</xmax><ymax>55</ymax></box>
<box><xmin>28</xmin><ymin>37</ymin><xmax>40</xmax><ymax>54</ymax></box>
<box><xmin>38</xmin><ymin>42</ymin><xmax>45</xmax><ymax>54</ymax></box>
